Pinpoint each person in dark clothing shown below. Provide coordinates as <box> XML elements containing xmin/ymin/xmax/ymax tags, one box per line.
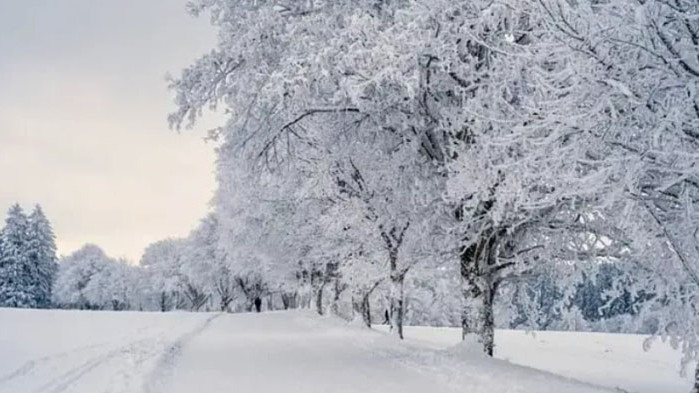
<box><xmin>254</xmin><ymin>297</ymin><xmax>262</xmax><ymax>313</ymax></box>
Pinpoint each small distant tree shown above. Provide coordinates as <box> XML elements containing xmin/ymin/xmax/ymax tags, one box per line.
<box><xmin>53</xmin><ymin>244</ymin><xmax>111</xmax><ymax>309</ymax></box>
<box><xmin>140</xmin><ymin>238</ymin><xmax>189</xmax><ymax>311</ymax></box>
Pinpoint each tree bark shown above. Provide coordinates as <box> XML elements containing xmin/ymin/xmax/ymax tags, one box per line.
<box><xmin>352</xmin><ymin>294</ymin><xmax>372</xmax><ymax>327</ymax></box>
<box><xmin>692</xmin><ymin>361</ymin><xmax>699</xmax><ymax>393</ymax></box>
<box><xmin>315</xmin><ymin>282</ymin><xmax>325</xmax><ymax>315</ymax></box>
<box><xmin>380</xmin><ymin>223</ymin><xmax>410</xmax><ymax>339</ymax></box>
<box><xmin>159</xmin><ymin>292</ymin><xmax>169</xmax><ymax>312</ymax></box>
<box><xmin>460</xmin><ymin>231</ymin><xmax>496</xmax><ymax>356</ymax></box>
<box><xmin>385</xmin><ymin>238</ymin><xmax>407</xmax><ymax>339</ymax></box>
<box><xmin>460</xmin><ymin>272</ymin><xmax>495</xmax><ymax>356</ymax></box>
<box><xmin>389</xmin><ymin>271</ymin><xmax>405</xmax><ymax>339</ymax></box>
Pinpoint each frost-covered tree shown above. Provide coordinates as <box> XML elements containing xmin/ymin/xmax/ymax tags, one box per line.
<box><xmin>83</xmin><ymin>258</ymin><xmax>136</xmax><ymax>311</ymax></box>
<box><xmin>140</xmin><ymin>238</ymin><xmax>190</xmax><ymax>311</ymax></box>
<box><xmin>26</xmin><ymin>205</ymin><xmax>58</xmax><ymax>308</ymax></box>
<box><xmin>53</xmin><ymin>244</ymin><xmax>121</xmax><ymax>310</ymax></box>
<box><xmin>184</xmin><ymin>215</ymin><xmax>236</xmax><ymax>312</ymax></box>
<box><xmin>534</xmin><ymin>1</ymin><xmax>699</xmax><ymax>389</ymax></box>
<box><xmin>0</xmin><ymin>204</ymin><xmax>35</xmax><ymax>308</ymax></box>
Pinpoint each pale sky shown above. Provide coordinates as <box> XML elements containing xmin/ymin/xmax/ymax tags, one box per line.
<box><xmin>0</xmin><ymin>1</ymin><xmax>220</xmax><ymax>261</ymax></box>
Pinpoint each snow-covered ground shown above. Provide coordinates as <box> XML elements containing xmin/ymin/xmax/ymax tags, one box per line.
<box><xmin>375</xmin><ymin>325</ymin><xmax>691</xmax><ymax>393</ymax></box>
<box><xmin>0</xmin><ymin>308</ymin><xmax>689</xmax><ymax>393</ymax></box>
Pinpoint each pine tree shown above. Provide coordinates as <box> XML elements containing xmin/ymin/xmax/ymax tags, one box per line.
<box><xmin>27</xmin><ymin>205</ymin><xmax>58</xmax><ymax>308</ymax></box>
<box><xmin>0</xmin><ymin>204</ymin><xmax>35</xmax><ymax>308</ymax></box>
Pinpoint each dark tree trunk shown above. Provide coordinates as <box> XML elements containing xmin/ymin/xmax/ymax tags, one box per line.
<box><xmin>315</xmin><ymin>283</ymin><xmax>325</xmax><ymax>315</ymax></box>
<box><xmin>185</xmin><ymin>283</ymin><xmax>208</xmax><ymax>311</ymax></box>
<box><xmin>352</xmin><ymin>278</ymin><xmax>383</xmax><ymax>327</ymax></box>
<box><xmin>380</xmin><ymin>222</ymin><xmax>410</xmax><ymax>340</ymax></box>
<box><xmin>352</xmin><ymin>294</ymin><xmax>372</xmax><ymax>327</ymax></box>
<box><xmin>389</xmin><ymin>269</ymin><xmax>405</xmax><ymax>339</ymax></box>
<box><xmin>460</xmin><ymin>229</ymin><xmax>497</xmax><ymax>356</ymax></box>
<box><xmin>460</xmin><ymin>270</ymin><xmax>495</xmax><ymax>356</ymax></box>
<box><xmin>254</xmin><ymin>297</ymin><xmax>262</xmax><ymax>313</ymax></box>
<box><xmin>219</xmin><ymin>295</ymin><xmax>233</xmax><ymax>312</ymax></box>
<box><xmin>159</xmin><ymin>292</ymin><xmax>169</xmax><ymax>312</ymax></box>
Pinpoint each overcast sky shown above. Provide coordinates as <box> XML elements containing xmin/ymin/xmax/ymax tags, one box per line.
<box><xmin>0</xmin><ymin>1</ymin><xmax>220</xmax><ymax>261</ymax></box>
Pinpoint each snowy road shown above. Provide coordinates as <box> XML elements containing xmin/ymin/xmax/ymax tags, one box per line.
<box><xmin>0</xmin><ymin>308</ymin><xmax>649</xmax><ymax>393</ymax></box>
<box><xmin>166</xmin><ymin>311</ymin><xmax>609</xmax><ymax>393</ymax></box>
<box><xmin>168</xmin><ymin>312</ymin><xmax>444</xmax><ymax>393</ymax></box>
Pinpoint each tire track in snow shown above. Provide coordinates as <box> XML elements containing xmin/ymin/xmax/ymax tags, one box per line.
<box><xmin>0</xmin><ymin>314</ymin><xmax>219</xmax><ymax>393</ymax></box>
<box><xmin>0</xmin><ymin>343</ymin><xmax>107</xmax><ymax>385</ymax></box>
<box><xmin>142</xmin><ymin>313</ymin><xmax>221</xmax><ymax>393</ymax></box>
<box><xmin>0</xmin><ymin>325</ymin><xmax>157</xmax><ymax>392</ymax></box>
<box><xmin>29</xmin><ymin>336</ymin><xmax>159</xmax><ymax>393</ymax></box>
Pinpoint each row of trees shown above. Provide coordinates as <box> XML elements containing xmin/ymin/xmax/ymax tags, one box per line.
<box><xmin>0</xmin><ymin>204</ymin><xmax>57</xmax><ymax>308</ymax></box>
<box><xmin>160</xmin><ymin>0</ymin><xmax>699</xmax><ymax>388</ymax></box>
<box><xmin>53</xmin><ymin>232</ymin><xmax>641</xmax><ymax>334</ymax></box>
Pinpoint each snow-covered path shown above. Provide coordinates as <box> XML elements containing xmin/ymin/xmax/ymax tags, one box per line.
<box><xmin>167</xmin><ymin>311</ymin><xmax>609</xmax><ymax>393</ymax></box>
<box><xmin>1</xmin><ymin>308</ymin><xmax>674</xmax><ymax>393</ymax></box>
<box><xmin>168</xmin><ymin>312</ymin><xmax>442</xmax><ymax>393</ymax></box>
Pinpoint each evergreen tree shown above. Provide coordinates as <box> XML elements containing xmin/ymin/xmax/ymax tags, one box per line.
<box><xmin>27</xmin><ymin>205</ymin><xmax>58</xmax><ymax>308</ymax></box>
<box><xmin>0</xmin><ymin>204</ymin><xmax>35</xmax><ymax>308</ymax></box>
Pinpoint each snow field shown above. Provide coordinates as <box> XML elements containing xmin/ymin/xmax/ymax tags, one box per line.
<box><xmin>376</xmin><ymin>325</ymin><xmax>691</xmax><ymax>393</ymax></box>
<box><xmin>0</xmin><ymin>308</ymin><xmax>688</xmax><ymax>393</ymax></box>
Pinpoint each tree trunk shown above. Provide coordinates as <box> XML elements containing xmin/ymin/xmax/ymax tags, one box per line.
<box><xmin>352</xmin><ymin>279</ymin><xmax>382</xmax><ymax>328</ymax></box>
<box><xmin>352</xmin><ymin>294</ymin><xmax>372</xmax><ymax>327</ymax></box>
<box><xmin>159</xmin><ymin>292</ymin><xmax>168</xmax><ymax>312</ymax></box>
<box><xmin>380</xmin><ymin>223</ymin><xmax>410</xmax><ymax>340</ymax></box>
<box><xmin>460</xmin><ymin>272</ymin><xmax>495</xmax><ymax>356</ymax></box>
<box><xmin>692</xmin><ymin>361</ymin><xmax>699</xmax><ymax>393</ymax></box>
<box><xmin>315</xmin><ymin>283</ymin><xmax>325</xmax><ymax>315</ymax></box>
<box><xmin>389</xmin><ymin>272</ymin><xmax>405</xmax><ymax>339</ymax></box>
<box><xmin>300</xmin><ymin>282</ymin><xmax>312</xmax><ymax>308</ymax></box>
<box><xmin>330</xmin><ymin>265</ymin><xmax>346</xmax><ymax>316</ymax></box>
<box><xmin>219</xmin><ymin>285</ymin><xmax>233</xmax><ymax>312</ymax></box>
<box><xmin>460</xmin><ymin>232</ymin><xmax>497</xmax><ymax>356</ymax></box>
<box><xmin>185</xmin><ymin>283</ymin><xmax>208</xmax><ymax>311</ymax></box>
<box><xmin>220</xmin><ymin>296</ymin><xmax>232</xmax><ymax>312</ymax></box>
<box><xmin>281</xmin><ymin>291</ymin><xmax>297</xmax><ymax>310</ymax></box>
<box><xmin>331</xmin><ymin>281</ymin><xmax>343</xmax><ymax>316</ymax></box>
